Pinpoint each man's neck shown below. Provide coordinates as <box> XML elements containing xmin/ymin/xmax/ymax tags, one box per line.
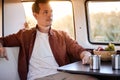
<box><xmin>38</xmin><ymin>25</ymin><xmax>50</xmax><ymax>33</ymax></box>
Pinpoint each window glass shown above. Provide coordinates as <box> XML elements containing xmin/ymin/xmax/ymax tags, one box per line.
<box><xmin>22</xmin><ymin>1</ymin><xmax>75</xmax><ymax>39</ymax></box>
<box><xmin>86</xmin><ymin>1</ymin><xmax>120</xmax><ymax>44</ymax></box>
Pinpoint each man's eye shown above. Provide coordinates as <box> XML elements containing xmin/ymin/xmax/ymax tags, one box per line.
<box><xmin>44</xmin><ymin>11</ymin><xmax>48</xmax><ymax>14</ymax></box>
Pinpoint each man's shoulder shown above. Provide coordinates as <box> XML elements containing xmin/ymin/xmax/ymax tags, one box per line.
<box><xmin>51</xmin><ymin>29</ymin><xmax>69</xmax><ymax>39</ymax></box>
<box><xmin>17</xmin><ymin>27</ymin><xmax>36</xmax><ymax>38</ymax></box>
<box><xmin>20</xmin><ymin>27</ymin><xmax>36</xmax><ymax>34</ymax></box>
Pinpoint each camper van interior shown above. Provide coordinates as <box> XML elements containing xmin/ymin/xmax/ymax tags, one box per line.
<box><xmin>0</xmin><ymin>0</ymin><xmax>120</xmax><ymax>80</ymax></box>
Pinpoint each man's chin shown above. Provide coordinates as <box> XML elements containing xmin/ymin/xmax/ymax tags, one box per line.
<box><xmin>45</xmin><ymin>25</ymin><xmax>51</xmax><ymax>28</ymax></box>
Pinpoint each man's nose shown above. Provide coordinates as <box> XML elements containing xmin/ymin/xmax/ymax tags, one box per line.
<box><xmin>49</xmin><ymin>12</ymin><xmax>53</xmax><ymax>17</ymax></box>
<box><xmin>48</xmin><ymin>12</ymin><xmax>53</xmax><ymax>19</ymax></box>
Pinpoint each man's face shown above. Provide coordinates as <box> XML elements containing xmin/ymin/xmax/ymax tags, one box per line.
<box><xmin>34</xmin><ymin>3</ymin><xmax>53</xmax><ymax>28</ymax></box>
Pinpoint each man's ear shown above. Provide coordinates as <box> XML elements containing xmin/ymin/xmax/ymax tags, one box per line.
<box><xmin>33</xmin><ymin>13</ymin><xmax>37</xmax><ymax>19</ymax></box>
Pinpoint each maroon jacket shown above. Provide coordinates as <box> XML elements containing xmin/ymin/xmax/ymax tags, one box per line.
<box><xmin>0</xmin><ymin>26</ymin><xmax>85</xmax><ymax>80</ymax></box>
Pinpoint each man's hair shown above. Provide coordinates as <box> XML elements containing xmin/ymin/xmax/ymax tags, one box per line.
<box><xmin>32</xmin><ymin>0</ymin><xmax>50</xmax><ymax>13</ymax></box>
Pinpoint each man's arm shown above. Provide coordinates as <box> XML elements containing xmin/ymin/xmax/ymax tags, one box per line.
<box><xmin>0</xmin><ymin>29</ymin><xmax>24</xmax><ymax>47</ymax></box>
<box><xmin>0</xmin><ymin>29</ymin><xmax>24</xmax><ymax>60</ymax></box>
<box><xmin>63</xmin><ymin>31</ymin><xmax>91</xmax><ymax>64</ymax></box>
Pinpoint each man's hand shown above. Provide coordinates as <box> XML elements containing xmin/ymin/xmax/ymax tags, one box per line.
<box><xmin>80</xmin><ymin>51</ymin><xmax>91</xmax><ymax>64</ymax></box>
<box><xmin>0</xmin><ymin>43</ymin><xmax>8</xmax><ymax>60</ymax></box>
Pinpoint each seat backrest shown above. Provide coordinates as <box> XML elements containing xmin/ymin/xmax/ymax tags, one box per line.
<box><xmin>0</xmin><ymin>0</ymin><xmax>26</xmax><ymax>80</ymax></box>
<box><xmin>4</xmin><ymin>0</ymin><xmax>26</xmax><ymax>36</ymax></box>
<box><xmin>0</xmin><ymin>48</ymin><xmax>20</xmax><ymax>80</ymax></box>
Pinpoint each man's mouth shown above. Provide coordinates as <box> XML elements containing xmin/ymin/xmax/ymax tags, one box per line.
<box><xmin>47</xmin><ymin>19</ymin><xmax>52</xmax><ymax>22</ymax></box>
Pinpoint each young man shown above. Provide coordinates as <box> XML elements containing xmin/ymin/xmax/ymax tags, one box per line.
<box><xmin>0</xmin><ymin>0</ymin><xmax>92</xmax><ymax>80</ymax></box>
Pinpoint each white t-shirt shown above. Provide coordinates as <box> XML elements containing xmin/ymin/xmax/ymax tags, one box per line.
<box><xmin>27</xmin><ymin>30</ymin><xmax>59</xmax><ymax>80</ymax></box>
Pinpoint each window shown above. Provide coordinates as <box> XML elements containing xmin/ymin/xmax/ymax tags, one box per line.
<box><xmin>86</xmin><ymin>0</ymin><xmax>120</xmax><ymax>44</ymax></box>
<box><xmin>22</xmin><ymin>1</ymin><xmax>75</xmax><ymax>39</ymax></box>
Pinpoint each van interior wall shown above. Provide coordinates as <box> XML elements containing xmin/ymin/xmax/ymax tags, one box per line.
<box><xmin>0</xmin><ymin>0</ymin><xmax>2</xmax><ymax>37</ymax></box>
<box><xmin>0</xmin><ymin>0</ymin><xmax>25</xmax><ymax>80</ymax></box>
<box><xmin>72</xmin><ymin>0</ymin><xmax>95</xmax><ymax>49</ymax></box>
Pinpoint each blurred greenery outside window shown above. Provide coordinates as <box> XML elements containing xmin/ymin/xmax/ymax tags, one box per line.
<box><xmin>86</xmin><ymin>1</ymin><xmax>120</xmax><ymax>44</ymax></box>
<box><xmin>22</xmin><ymin>1</ymin><xmax>75</xmax><ymax>39</ymax></box>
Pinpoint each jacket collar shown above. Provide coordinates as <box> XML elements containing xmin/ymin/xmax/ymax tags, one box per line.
<box><xmin>35</xmin><ymin>25</ymin><xmax>53</xmax><ymax>36</ymax></box>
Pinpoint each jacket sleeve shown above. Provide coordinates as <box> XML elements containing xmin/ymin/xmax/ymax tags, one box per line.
<box><xmin>63</xmin><ymin>31</ymin><xmax>86</xmax><ymax>60</ymax></box>
<box><xmin>0</xmin><ymin>29</ymin><xmax>24</xmax><ymax>47</ymax></box>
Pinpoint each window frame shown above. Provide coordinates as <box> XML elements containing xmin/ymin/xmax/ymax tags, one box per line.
<box><xmin>21</xmin><ymin>0</ymin><xmax>76</xmax><ymax>39</ymax></box>
<box><xmin>85</xmin><ymin>0</ymin><xmax>120</xmax><ymax>45</ymax></box>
